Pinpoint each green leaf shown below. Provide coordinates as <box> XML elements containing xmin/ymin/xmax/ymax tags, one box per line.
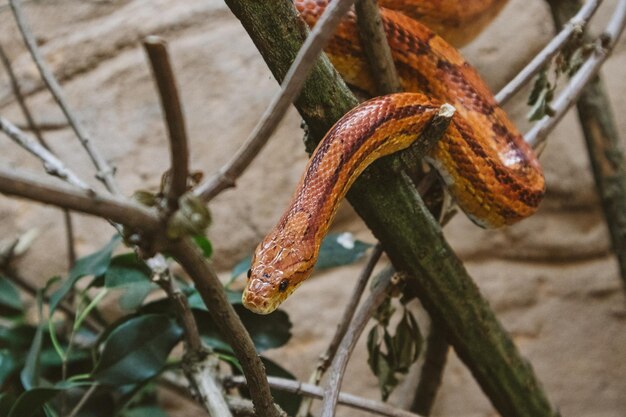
<box><xmin>0</xmin><ymin>276</ymin><xmax>23</xmax><ymax>314</ymax></box>
<box><xmin>20</xmin><ymin>323</ymin><xmax>45</xmax><ymax>390</ymax></box>
<box><xmin>194</xmin><ymin>304</ymin><xmax>291</xmax><ymax>353</ymax></box>
<box><xmin>49</xmin><ymin>235</ymin><xmax>121</xmax><ymax>314</ymax></box>
<box><xmin>104</xmin><ymin>253</ymin><xmax>155</xmax><ymax>310</ymax></box>
<box><xmin>92</xmin><ymin>314</ymin><xmax>182</xmax><ymax>385</ymax></box>
<box><xmin>192</xmin><ymin>236</ymin><xmax>213</xmax><ymax>258</ymax></box>
<box><xmin>104</xmin><ymin>254</ymin><xmax>151</xmax><ymax>288</ymax></box>
<box><xmin>315</xmin><ymin>232</ymin><xmax>373</xmax><ymax>270</ymax></box>
<box><xmin>8</xmin><ymin>387</ymin><xmax>62</xmax><ymax>417</ymax></box>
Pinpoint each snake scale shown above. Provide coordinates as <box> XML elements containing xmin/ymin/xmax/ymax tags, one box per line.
<box><xmin>243</xmin><ymin>0</ymin><xmax>545</xmax><ymax>314</ymax></box>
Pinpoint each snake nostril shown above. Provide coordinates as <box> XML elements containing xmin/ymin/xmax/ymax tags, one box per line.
<box><xmin>247</xmin><ymin>268</ymin><xmax>252</xmax><ymax>279</ymax></box>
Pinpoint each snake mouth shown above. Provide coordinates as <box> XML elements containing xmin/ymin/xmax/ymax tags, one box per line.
<box><xmin>242</xmin><ymin>288</ymin><xmax>279</xmax><ymax>315</ymax></box>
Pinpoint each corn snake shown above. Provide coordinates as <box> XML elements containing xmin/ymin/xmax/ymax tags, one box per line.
<box><xmin>243</xmin><ymin>0</ymin><xmax>545</xmax><ymax>314</ymax></box>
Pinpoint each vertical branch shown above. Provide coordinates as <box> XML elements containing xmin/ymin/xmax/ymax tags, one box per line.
<box><xmin>410</xmin><ymin>323</ymin><xmax>449</xmax><ymax>415</ymax></box>
<box><xmin>143</xmin><ymin>36</ymin><xmax>190</xmax><ymax>206</ymax></box>
<box><xmin>9</xmin><ymin>0</ymin><xmax>120</xmax><ymax>194</ymax></box>
<box><xmin>354</xmin><ymin>0</ymin><xmax>402</xmax><ymax>94</ymax></box>
<box><xmin>544</xmin><ymin>0</ymin><xmax>626</xmax><ymax>289</ymax></box>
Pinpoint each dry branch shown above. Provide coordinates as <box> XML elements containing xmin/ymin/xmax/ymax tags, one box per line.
<box><xmin>9</xmin><ymin>0</ymin><xmax>120</xmax><ymax>194</ymax></box>
<box><xmin>227</xmin><ymin>375</ymin><xmax>423</xmax><ymax>417</ymax></box>
<box><xmin>195</xmin><ymin>0</ymin><xmax>356</xmax><ymax>201</ymax></box>
<box><xmin>143</xmin><ymin>36</ymin><xmax>190</xmax><ymax>205</ymax></box>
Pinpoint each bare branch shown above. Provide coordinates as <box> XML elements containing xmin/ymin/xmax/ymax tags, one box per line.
<box><xmin>0</xmin><ymin>115</ymin><xmax>93</xmax><ymax>191</ymax></box>
<box><xmin>495</xmin><ymin>0</ymin><xmax>602</xmax><ymax>105</ymax></box>
<box><xmin>320</xmin><ymin>265</ymin><xmax>396</xmax><ymax>417</ymax></box>
<box><xmin>168</xmin><ymin>238</ymin><xmax>280</xmax><ymax>417</ymax></box>
<box><xmin>297</xmin><ymin>242</ymin><xmax>383</xmax><ymax>417</ymax></box>
<box><xmin>0</xmin><ymin>166</ymin><xmax>159</xmax><ymax>231</ymax></box>
<box><xmin>525</xmin><ymin>0</ymin><xmax>626</xmax><ymax>150</ymax></box>
<box><xmin>355</xmin><ymin>0</ymin><xmax>402</xmax><ymax>94</ymax></box>
<box><xmin>0</xmin><ymin>44</ymin><xmax>49</xmax><ymax>148</ymax></box>
<box><xmin>228</xmin><ymin>373</ymin><xmax>423</xmax><ymax>417</ymax></box>
<box><xmin>67</xmin><ymin>384</ymin><xmax>98</xmax><ymax>417</ymax></box>
<box><xmin>194</xmin><ymin>0</ymin><xmax>356</xmax><ymax>201</ymax></box>
<box><xmin>185</xmin><ymin>355</ymin><xmax>234</xmax><ymax>417</ymax></box>
<box><xmin>143</xmin><ymin>36</ymin><xmax>190</xmax><ymax>205</ymax></box>
<box><xmin>0</xmin><ymin>43</ymin><xmax>77</xmax><ymax>265</ymax></box>
<box><xmin>9</xmin><ymin>0</ymin><xmax>120</xmax><ymax>194</ymax></box>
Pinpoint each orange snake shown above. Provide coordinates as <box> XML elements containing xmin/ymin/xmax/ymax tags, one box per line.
<box><xmin>243</xmin><ymin>0</ymin><xmax>545</xmax><ymax>314</ymax></box>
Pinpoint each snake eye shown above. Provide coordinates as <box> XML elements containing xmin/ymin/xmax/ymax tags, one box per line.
<box><xmin>246</xmin><ymin>269</ymin><xmax>252</xmax><ymax>279</ymax></box>
<box><xmin>278</xmin><ymin>279</ymin><xmax>289</xmax><ymax>292</ymax></box>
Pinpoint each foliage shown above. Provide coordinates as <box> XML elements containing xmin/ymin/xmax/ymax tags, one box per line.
<box><xmin>0</xmin><ymin>230</ymin><xmax>373</xmax><ymax>416</ymax></box>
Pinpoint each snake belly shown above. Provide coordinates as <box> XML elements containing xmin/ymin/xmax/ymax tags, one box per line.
<box><xmin>243</xmin><ymin>0</ymin><xmax>545</xmax><ymax>314</ymax></box>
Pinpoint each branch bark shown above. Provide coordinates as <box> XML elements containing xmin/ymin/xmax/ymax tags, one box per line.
<box><xmin>167</xmin><ymin>238</ymin><xmax>280</xmax><ymax>417</ymax></box>
<box><xmin>544</xmin><ymin>0</ymin><xmax>626</xmax><ymax>290</ymax></box>
<box><xmin>223</xmin><ymin>1</ymin><xmax>559</xmax><ymax>416</ymax></box>
<box><xmin>143</xmin><ymin>36</ymin><xmax>190</xmax><ymax>206</ymax></box>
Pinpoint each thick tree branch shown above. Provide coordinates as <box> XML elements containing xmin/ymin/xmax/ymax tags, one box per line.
<box><xmin>223</xmin><ymin>1</ymin><xmax>559</xmax><ymax>416</ymax></box>
<box><xmin>355</xmin><ymin>0</ymin><xmax>402</xmax><ymax>94</ymax></box>
<box><xmin>143</xmin><ymin>36</ymin><xmax>190</xmax><ymax>205</ymax></box>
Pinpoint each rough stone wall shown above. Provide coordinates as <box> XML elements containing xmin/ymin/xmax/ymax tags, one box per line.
<box><xmin>0</xmin><ymin>0</ymin><xmax>624</xmax><ymax>416</ymax></box>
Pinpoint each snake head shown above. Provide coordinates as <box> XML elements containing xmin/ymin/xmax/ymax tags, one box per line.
<box><xmin>242</xmin><ymin>237</ymin><xmax>314</xmax><ymax>315</ymax></box>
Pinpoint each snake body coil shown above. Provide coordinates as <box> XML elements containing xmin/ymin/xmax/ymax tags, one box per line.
<box><xmin>243</xmin><ymin>0</ymin><xmax>545</xmax><ymax>314</ymax></box>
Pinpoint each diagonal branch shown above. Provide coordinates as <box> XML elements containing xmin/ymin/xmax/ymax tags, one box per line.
<box><xmin>0</xmin><ymin>115</ymin><xmax>92</xmax><ymax>191</ymax></box>
<box><xmin>194</xmin><ymin>0</ymin><xmax>357</xmax><ymax>201</ymax></box>
<box><xmin>525</xmin><ymin>0</ymin><xmax>626</xmax><ymax>150</ymax></box>
<box><xmin>495</xmin><ymin>0</ymin><xmax>603</xmax><ymax>104</ymax></box>
<box><xmin>9</xmin><ymin>0</ymin><xmax>120</xmax><ymax>194</ymax></box>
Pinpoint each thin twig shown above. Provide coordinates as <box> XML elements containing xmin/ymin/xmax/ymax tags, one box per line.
<box><xmin>168</xmin><ymin>238</ymin><xmax>280</xmax><ymax>417</ymax></box>
<box><xmin>0</xmin><ymin>44</ymin><xmax>49</xmax><ymax>148</ymax></box>
<box><xmin>227</xmin><ymin>374</ymin><xmax>423</xmax><ymax>417</ymax></box>
<box><xmin>320</xmin><ymin>265</ymin><xmax>396</xmax><ymax>417</ymax></box>
<box><xmin>0</xmin><ymin>43</ymin><xmax>77</xmax><ymax>266</ymax></box>
<box><xmin>9</xmin><ymin>0</ymin><xmax>120</xmax><ymax>194</ymax></box>
<box><xmin>495</xmin><ymin>0</ymin><xmax>602</xmax><ymax>104</ymax></box>
<box><xmin>545</xmin><ymin>0</ymin><xmax>626</xmax><ymax>289</ymax></box>
<box><xmin>194</xmin><ymin>0</ymin><xmax>356</xmax><ymax>201</ymax></box>
<box><xmin>67</xmin><ymin>384</ymin><xmax>98</xmax><ymax>417</ymax></box>
<box><xmin>525</xmin><ymin>0</ymin><xmax>626</xmax><ymax>150</ymax></box>
<box><xmin>0</xmin><ymin>166</ymin><xmax>159</xmax><ymax>232</ymax></box>
<box><xmin>354</xmin><ymin>0</ymin><xmax>402</xmax><ymax>94</ymax></box>
<box><xmin>143</xmin><ymin>36</ymin><xmax>190</xmax><ymax>206</ymax></box>
<box><xmin>0</xmin><ymin>115</ymin><xmax>93</xmax><ymax>191</ymax></box>
<box><xmin>297</xmin><ymin>242</ymin><xmax>384</xmax><ymax>417</ymax></box>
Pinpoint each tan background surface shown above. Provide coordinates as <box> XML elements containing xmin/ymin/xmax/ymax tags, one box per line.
<box><xmin>1</xmin><ymin>0</ymin><xmax>625</xmax><ymax>416</ymax></box>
